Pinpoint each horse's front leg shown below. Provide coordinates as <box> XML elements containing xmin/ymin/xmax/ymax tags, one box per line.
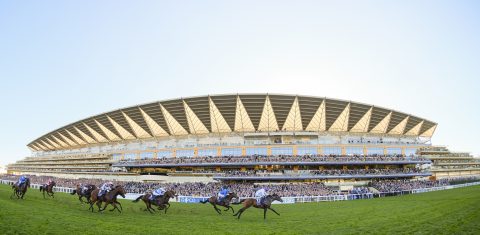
<box><xmin>98</xmin><ymin>201</ymin><xmax>105</xmax><ymax>212</ymax></box>
<box><xmin>234</xmin><ymin>207</ymin><xmax>247</xmax><ymax>219</ymax></box>
<box><xmin>110</xmin><ymin>202</ymin><xmax>121</xmax><ymax>213</ymax></box>
<box><xmin>212</xmin><ymin>203</ymin><xmax>222</xmax><ymax>214</ymax></box>
<box><xmin>109</xmin><ymin>203</ymin><xmax>116</xmax><ymax>212</ymax></box>
<box><xmin>116</xmin><ymin>201</ymin><xmax>123</xmax><ymax>211</ymax></box>
<box><xmin>146</xmin><ymin>202</ymin><xmax>155</xmax><ymax>214</ymax></box>
<box><xmin>268</xmin><ymin>207</ymin><xmax>280</xmax><ymax>216</ymax></box>
<box><xmin>89</xmin><ymin>202</ymin><xmax>95</xmax><ymax>212</ymax></box>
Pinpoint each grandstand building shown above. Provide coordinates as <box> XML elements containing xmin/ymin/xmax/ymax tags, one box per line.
<box><xmin>418</xmin><ymin>147</ymin><xmax>480</xmax><ymax>178</ymax></box>
<box><xmin>7</xmin><ymin>94</ymin><xmax>439</xmax><ymax>182</ymax></box>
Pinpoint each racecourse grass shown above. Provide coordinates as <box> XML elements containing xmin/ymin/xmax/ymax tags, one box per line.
<box><xmin>0</xmin><ymin>184</ymin><xmax>479</xmax><ymax>235</ymax></box>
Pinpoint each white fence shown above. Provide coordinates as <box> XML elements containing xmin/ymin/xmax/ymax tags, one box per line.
<box><xmin>411</xmin><ymin>181</ymin><xmax>480</xmax><ymax>194</ymax></box>
<box><xmin>2</xmin><ymin>180</ymin><xmax>480</xmax><ymax>204</ymax></box>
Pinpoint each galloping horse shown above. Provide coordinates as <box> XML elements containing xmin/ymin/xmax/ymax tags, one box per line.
<box><xmin>39</xmin><ymin>181</ymin><xmax>56</xmax><ymax>199</ymax></box>
<box><xmin>89</xmin><ymin>185</ymin><xmax>126</xmax><ymax>213</ymax></box>
<box><xmin>200</xmin><ymin>192</ymin><xmax>239</xmax><ymax>214</ymax></box>
<box><xmin>132</xmin><ymin>190</ymin><xmax>177</xmax><ymax>214</ymax></box>
<box><xmin>70</xmin><ymin>184</ymin><xmax>97</xmax><ymax>203</ymax></box>
<box><xmin>11</xmin><ymin>178</ymin><xmax>30</xmax><ymax>199</ymax></box>
<box><xmin>233</xmin><ymin>194</ymin><xmax>283</xmax><ymax>220</ymax></box>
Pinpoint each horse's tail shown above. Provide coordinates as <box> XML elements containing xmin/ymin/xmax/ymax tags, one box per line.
<box><xmin>39</xmin><ymin>186</ymin><xmax>43</xmax><ymax>192</ymax></box>
<box><xmin>231</xmin><ymin>199</ymin><xmax>246</xmax><ymax>205</ymax></box>
<box><xmin>132</xmin><ymin>195</ymin><xmax>143</xmax><ymax>203</ymax></box>
<box><xmin>70</xmin><ymin>190</ymin><xmax>77</xmax><ymax>195</ymax></box>
<box><xmin>199</xmin><ymin>199</ymin><xmax>208</xmax><ymax>204</ymax></box>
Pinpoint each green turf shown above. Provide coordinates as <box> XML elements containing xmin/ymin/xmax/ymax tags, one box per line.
<box><xmin>0</xmin><ymin>184</ymin><xmax>479</xmax><ymax>235</ymax></box>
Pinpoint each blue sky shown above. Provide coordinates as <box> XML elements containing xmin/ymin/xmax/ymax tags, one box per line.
<box><xmin>0</xmin><ymin>1</ymin><xmax>479</xmax><ymax>165</ymax></box>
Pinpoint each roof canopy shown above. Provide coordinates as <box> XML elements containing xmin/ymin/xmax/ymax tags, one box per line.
<box><xmin>28</xmin><ymin>94</ymin><xmax>437</xmax><ymax>151</ymax></box>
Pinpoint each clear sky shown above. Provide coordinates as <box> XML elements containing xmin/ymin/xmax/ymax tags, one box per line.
<box><xmin>0</xmin><ymin>1</ymin><xmax>479</xmax><ymax>166</ymax></box>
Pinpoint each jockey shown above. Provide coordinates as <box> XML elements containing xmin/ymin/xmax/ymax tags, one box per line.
<box><xmin>99</xmin><ymin>182</ymin><xmax>114</xmax><ymax>197</ymax></box>
<box><xmin>217</xmin><ymin>186</ymin><xmax>230</xmax><ymax>203</ymax></box>
<box><xmin>255</xmin><ymin>187</ymin><xmax>268</xmax><ymax>206</ymax></box>
<box><xmin>81</xmin><ymin>184</ymin><xmax>89</xmax><ymax>194</ymax></box>
<box><xmin>17</xmin><ymin>175</ymin><xmax>27</xmax><ymax>187</ymax></box>
<box><xmin>47</xmin><ymin>178</ymin><xmax>53</xmax><ymax>186</ymax></box>
<box><xmin>150</xmin><ymin>187</ymin><xmax>166</xmax><ymax>201</ymax></box>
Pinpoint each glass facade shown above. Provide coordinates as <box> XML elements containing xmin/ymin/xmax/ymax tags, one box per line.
<box><xmin>297</xmin><ymin>147</ymin><xmax>317</xmax><ymax>155</ymax></box>
<box><xmin>112</xmin><ymin>153</ymin><xmax>122</xmax><ymax>161</ymax></box>
<box><xmin>387</xmin><ymin>148</ymin><xmax>402</xmax><ymax>155</ymax></box>
<box><xmin>246</xmin><ymin>147</ymin><xmax>268</xmax><ymax>155</ymax></box>
<box><xmin>176</xmin><ymin>149</ymin><xmax>195</xmax><ymax>157</ymax></box>
<box><xmin>221</xmin><ymin>148</ymin><xmax>242</xmax><ymax>156</ymax></box>
<box><xmin>140</xmin><ymin>152</ymin><xmax>154</xmax><ymax>159</ymax></box>
<box><xmin>323</xmin><ymin>147</ymin><xmax>342</xmax><ymax>155</ymax></box>
<box><xmin>197</xmin><ymin>149</ymin><xmax>217</xmax><ymax>157</ymax></box>
<box><xmin>346</xmin><ymin>147</ymin><xmax>363</xmax><ymax>155</ymax></box>
<box><xmin>405</xmin><ymin>148</ymin><xmax>417</xmax><ymax>156</ymax></box>
<box><xmin>271</xmin><ymin>147</ymin><xmax>293</xmax><ymax>156</ymax></box>
<box><xmin>368</xmin><ymin>147</ymin><xmax>384</xmax><ymax>155</ymax></box>
<box><xmin>124</xmin><ymin>153</ymin><xmax>137</xmax><ymax>160</ymax></box>
<box><xmin>157</xmin><ymin>151</ymin><xmax>173</xmax><ymax>158</ymax></box>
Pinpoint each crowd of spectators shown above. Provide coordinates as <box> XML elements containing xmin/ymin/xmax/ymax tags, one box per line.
<box><xmin>122</xmin><ymin>181</ymin><xmax>335</xmax><ymax>197</ymax></box>
<box><xmin>2</xmin><ymin>174</ymin><xmax>477</xmax><ymax>197</ymax></box>
<box><xmin>370</xmin><ymin>179</ymin><xmax>450</xmax><ymax>192</ymax></box>
<box><xmin>0</xmin><ymin>174</ymin><xmax>334</xmax><ymax>197</ymax></box>
<box><xmin>217</xmin><ymin>168</ymin><xmax>424</xmax><ymax>177</ymax></box>
<box><xmin>114</xmin><ymin>154</ymin><xmax>429</xmax><ymax>166</ymax></box>
<box><xmin>5</xmin><ymin>168</ymin><xmax>112</xmax><ymax>173</ymax></box>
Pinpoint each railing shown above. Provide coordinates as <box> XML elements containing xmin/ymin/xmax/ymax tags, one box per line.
<box><xmin>2</xmin><ymin>180</ymin><xmax>480</xmax><ymax>204</ymax></box>
<box><xmin>411</xmin><ymin>181</ymin><xmax>480</xmax><ymax>193</ymax></box>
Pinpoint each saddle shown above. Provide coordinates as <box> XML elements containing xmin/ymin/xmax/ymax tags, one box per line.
<box><xmin>149</xmin><ymin>194</ymin><xmax>162</xmax><ymax>203</ymax></box>
<box><xmin>257</xmin><ymin>197</ymin><xmax>266</xmax><ymax>206</ymax></box>
<box><xmin>217</xmin><ymin>197</ymin><xmax>226</xmax><ymax>205</ymax></box>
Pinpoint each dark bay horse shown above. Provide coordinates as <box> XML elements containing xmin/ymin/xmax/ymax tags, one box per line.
<box><xmin>11</xmin><ymin>178</ymin><xmax>30</xmax><ymax>199</ymax></box>
<box><xmin>70</xmin><ymin>184</ymin><xmax>97</xmax><ymax>203</ymax></box>
<box><xmin>132</xmin><ymin>190</ymin><xmax>176</xmax><ymax>214</ymax></box>
<box><xmin>89</xmin><ymin>185</ymin><xmax>126</xmax><ymax>213</ymax></box>
<box><xmin>39</xmin><ymin>181</ymin><xmax>56</xmax><ymax>199</ymax></box>
<box><xmin>200</xmin><ymin>192</ymin><xmax>239</xmax><ymax>214</ymax></box>
<box><xmin>233</xmin><ymin>194</ymin><xmax>283</xmax><ymax>220</ymax></box>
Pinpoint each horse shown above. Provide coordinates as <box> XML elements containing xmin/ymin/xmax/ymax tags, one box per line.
<box><xmin>89</xmin><ymin>185</ymin><xmax>126</xmax><ymax>213</ymax></box>
<box><xmin>39</xmin><ymin>181</ymin><xmax>56</xmax><ymax>199</ymax></box>
<box><xmin>132</xmin><ymin>190</ymin><xmax>177</xmax><ymax>214</ymax></box>
<box><xmin>232</xmin><ymin>194</ymin><xmax>283</xmax><ymax>220</ymax></box>
<box><xmin>11</xmin><ymin>178</ymin><xmax>30</xmax><ymax>199</ymax></box>
<box><xmin>70</xmin><ymin>184</ymin><xmax>97</xmax><ymax>203</ymax></box>
<box><xmin>200</xmin><ymin>192</ymin><xmax>239</xmax><ymax>214</ymax></box>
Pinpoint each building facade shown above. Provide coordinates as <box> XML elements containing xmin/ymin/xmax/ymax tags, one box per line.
<box><xmin>8</xmin><ymin>94</ymin><xmax>438</xmax><ymax>182</ymax></box>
